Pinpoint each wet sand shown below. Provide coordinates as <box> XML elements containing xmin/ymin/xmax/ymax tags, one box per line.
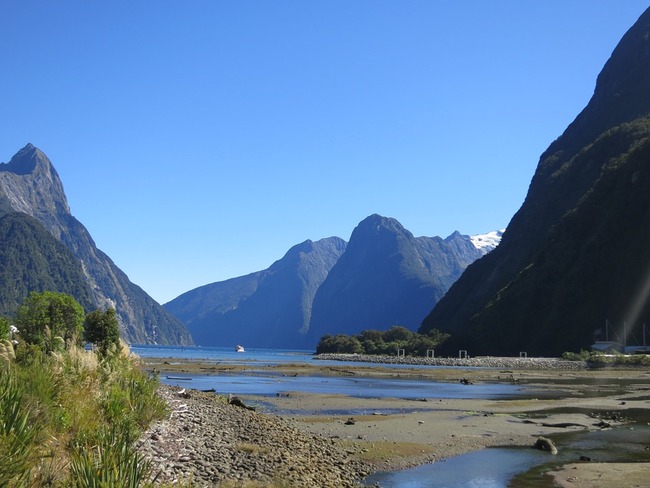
<box><xmin>141</xmin><ymin>356</ymin><xmax>650</xmax><ymax>486</ymax></box>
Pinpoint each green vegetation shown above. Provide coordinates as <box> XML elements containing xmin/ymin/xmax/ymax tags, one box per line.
<box><xmin>84</xmin><ymin>308</ymin><xmax>121</xmax><ymax>358</ymax></box>
<box><xmin>316</xmin><ymin>325</ymin><xmax>450</xmax><ymax>356</ymax></box>
<box><xmin>0</xmin><ymin>292</ymin><xmax>166</xmax><ymax>487</ymax></box>
<box><xmin>15</xmin><ymin>291</ymin><xmax>85</xmax><ymax>352</ymax></box>
<box><xmin>0</xmin><ymin>316</ymin><xmax>10</xmax><ymax>340</ymax></box>
<box><xmin>0</xmin><ymin>212</ymin><xmax>93</xmax><ymax>318</ymax></box>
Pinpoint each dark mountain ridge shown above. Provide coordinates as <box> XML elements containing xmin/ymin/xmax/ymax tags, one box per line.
<box><xmin>0</xmin><ymin>144</ymin><xmax>193</xmax><ymax>345</ymax></box>
<box><xmin>168</xmin><ymin>213</ymin><xmax>495</xmax><ymax>349</ymax></box>
<box><xmin>420</xmin><ymin>8</ymin><xmax>650</xmax><ymax>356</ymax></box>
<box><xmin>306</xmin><ymin>214</ymin><xmax>483</xmax><ymax>343</ymax></box>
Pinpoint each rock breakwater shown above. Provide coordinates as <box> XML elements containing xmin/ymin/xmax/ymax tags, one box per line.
<box><xmin>314</xmin><ymin>353</ymin><xmax>587</xmax><ymax>370</ymax></box>
<box><xmin>138</xmin><ymin>386</ymin><xmax>370</xmax><ymax>487</ymax></box>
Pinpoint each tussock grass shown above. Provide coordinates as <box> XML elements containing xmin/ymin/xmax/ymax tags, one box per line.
<box><xmin>0</xmin><ymin>340</ymin><xmax>166</xmax><ymax>487</ymax></box>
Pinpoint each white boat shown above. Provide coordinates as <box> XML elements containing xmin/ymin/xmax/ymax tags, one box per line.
<box><xmin>235</xmin><ymin>345</ymin><xmax>245</xmax><ymax>353</ymax></box>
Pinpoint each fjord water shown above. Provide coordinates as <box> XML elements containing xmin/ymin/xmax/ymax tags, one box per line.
<box><xmin>133</xmin><ymin>346</ymin><xmax>649</xmax><ymax>488</ymax></box>
<box><xmin>132</xmin><ymin>345</ymin><xmax>526</xmax><ymax>399</ymax></box>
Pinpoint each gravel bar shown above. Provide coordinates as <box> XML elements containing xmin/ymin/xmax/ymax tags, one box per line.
<box><xmin>313</xmin><ymin>353</ymin><xmax>587</xmax><ymax>370</ymax></box>
<box><xmin>137</xmin><ymin>385</ymin><xmax>371</xmax><ymax>487</ymax></box>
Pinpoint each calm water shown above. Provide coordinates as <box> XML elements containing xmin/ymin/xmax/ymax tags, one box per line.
<box><xmin>134</xmin><ymin>345</ymin><xmax>649</xmax><ymax>488</ymax></box>
<box><xmin>133</xmin><ymin>345</ymin><xmax>529</xmax><ymax>400</ymax></box>
<box><xmin>364</xmin><ymin>448</ymin><xmax>550</xmax><ymax>488</ymax></box>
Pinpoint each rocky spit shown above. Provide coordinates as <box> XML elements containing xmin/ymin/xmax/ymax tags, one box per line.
<box><xmin>313</xmin><ymin>353</ymin><xmax>588</xmax><ymax>370</ymax></box>
<box><xmin>137</xmin><ymin>385</ymin><xmax>371</xmax><ymax>487</ymax></box>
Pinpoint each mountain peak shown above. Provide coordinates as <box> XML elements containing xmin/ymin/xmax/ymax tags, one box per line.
<box><xmin>541</xmin><ymin>8</ymin><xmax>650</xmax><ymax>169</ymax></box>
<box><xmin>469</xmin><ymin>229</ymin><xmax>504</xmax><ymax>255</ymax></box>
<box><xmin>353</xmin><ymin>214</ymin><xmax>413</xmax><ymax>241</ymax></box>
<box><xmin>0</xmin><ymin>145</ymin><xmax>71</xmax><ymax>221</ymax></box>
<box><xmin>0</xmin><ymin>143</ymin><xmax>50</xmax><ymax>176</ymax></box>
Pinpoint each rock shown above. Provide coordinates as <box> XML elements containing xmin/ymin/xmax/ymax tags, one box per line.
<box><xmin>228</xmin><ymin>394</ymin><xmax>256</xmax><ymax>411</ymax></box>
<box><xmin>534</xmin><ymin>436</ymin><xmax>558</xmax><ymax>455</ymax></box>
<box><xmin>138</xmin><ymin>386</ymin><xmax>369</xmax><ymax>487</ymax></box>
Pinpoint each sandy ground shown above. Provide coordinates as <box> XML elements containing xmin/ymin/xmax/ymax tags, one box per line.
<box><xmin>141</xmin><ymin>357</ymin><xmax>650</xmax><ymax>486</ymax></box>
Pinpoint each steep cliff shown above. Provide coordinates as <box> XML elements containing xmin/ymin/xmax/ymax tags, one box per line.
<box><xmin>165</xmin><ymin>237</ymin><xmax>346</xmax><ymax>348</ymax></box>
<box><xmin>0</xmin><ymin>144</ymin><xmax>193</xmax><ymax>345</ymax></box>
<box><xmin>306</xmin><ymin>214</ymin><xmax>483</xmax><ymax>344</ymax></box>
<box><xmin>420</xmin><ymin>8</ymin><xmax>650</xmax><ymax>356</ymax></box>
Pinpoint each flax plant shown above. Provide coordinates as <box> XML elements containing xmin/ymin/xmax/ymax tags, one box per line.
<box><xmin>69</xmin><ymin>425</ymin><xmax>154</xmax><ymax>488</ymax></box>
<box><xmin>0</xmin><ymin>370</ymin><xmax>38</xmax><ymax>486</ymax></box>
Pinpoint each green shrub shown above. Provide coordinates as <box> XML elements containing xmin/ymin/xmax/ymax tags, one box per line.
<box><xmin>317</xmin><ymin>326</ymin><xmax>450</xmax><ymax>356</ymax></box>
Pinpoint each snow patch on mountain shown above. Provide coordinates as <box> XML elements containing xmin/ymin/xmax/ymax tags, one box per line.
<box><xmin>470</xmin><ymin>229</ymin><xmax>505</xmax><ymax>254</ymax></box>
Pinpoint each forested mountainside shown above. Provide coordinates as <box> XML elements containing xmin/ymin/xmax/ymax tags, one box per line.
<box><xmin>420</xmin><ymin>8</ymin><xmax>650</xmax><ymax>356</ymax></box>
<box><xmin>0</xmin><ymin>145</ymin><xmax>193</xmax><ymax>345</ymax></box>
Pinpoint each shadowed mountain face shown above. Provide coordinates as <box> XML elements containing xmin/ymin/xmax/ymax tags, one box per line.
<box><xmin>0</xmin><ymin>145</ymin><xmax>193</xmax><ymax>345</ymax></box>
<box><xmin>420</xmin><ymin>8</ymin><xmax>650</xmax><ymax>356</ymax></box>
<box><xmin>166</xmin><ymin>214</ymin><xmax>494</xmax><ymax>349</ymax></box>
<box><xmin>165</xmin><ymin>237</ymin><xmax>347</xmax><ymax>348</ymax></box>
<box><xmin>306</xmin><ymin>214</ymin><xmax>483</xmax><ymax>344</ymax></box>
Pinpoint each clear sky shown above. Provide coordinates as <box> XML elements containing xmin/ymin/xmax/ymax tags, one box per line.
<box><xmin>1</xmin><ymin>1</ymin><xmax>648</xmax><ymax>304</ymax></box>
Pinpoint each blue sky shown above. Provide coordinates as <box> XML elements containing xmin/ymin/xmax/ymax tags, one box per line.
<box><xmin>1</xmin><ymin>1</ymin><xmax>648</xmax><ymax>304</ymax></box>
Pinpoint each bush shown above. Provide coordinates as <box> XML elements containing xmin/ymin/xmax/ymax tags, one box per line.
<box><xmin>0</xmin><ymin>341</ymin><xmax>165</xmax><ymax>486</ymax></box>
<box><xmin>316</xmin><ymin>326</ymin><xmax>450</xmax><ymax>356</ymax></box>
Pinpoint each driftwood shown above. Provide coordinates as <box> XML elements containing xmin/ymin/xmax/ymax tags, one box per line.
<box><xmin>228</xmin><ymin>394</ymin><xmax>256</xmax><ymax>411</ymax></box>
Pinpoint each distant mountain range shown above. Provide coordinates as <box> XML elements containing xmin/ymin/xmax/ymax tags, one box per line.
<box><xmin>164</xmin><ymin>214</ymin><xmax>501</xmax><ymax>349</ymax></box>
<box><xmin>0</xmin><ymin>145</ymin><xmax>193</xmax><ymax>345</ymax></box>
<box><xmin>420</xmin><ymin>7</ymin><xmax>650</xmax><ymax>356</ymax></box>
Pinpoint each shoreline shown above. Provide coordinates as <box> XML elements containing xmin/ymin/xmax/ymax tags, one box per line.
<box><xmin>313</xmin><ymin>352</ymin><xmax>588</xmax><ymax>370</ymax></box>
<box><xmin>138</xmin><ymin>355</ymin><xmax>650</xmax><ymax>487</ymax></box>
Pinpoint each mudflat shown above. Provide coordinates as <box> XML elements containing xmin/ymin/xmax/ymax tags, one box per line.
<box><xmin>140</xmin><ymin>355</ymin><xmax>650</xmax><ymax>486</ymax></box>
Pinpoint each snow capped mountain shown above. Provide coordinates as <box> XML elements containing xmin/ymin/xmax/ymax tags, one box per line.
<box><xmin>470</xmin><ymin>229</ymin><xmax>505</xmax><ymax>254</ymax></box>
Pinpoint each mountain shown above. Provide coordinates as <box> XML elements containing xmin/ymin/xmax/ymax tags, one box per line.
<box><xmin>164</xmin><ymin>237</ymin><xmax>347</xmax><ymax>348</ymax></box>
<box><xmin>0</xmin><ymin>212</ymin><xmax>93</xmax><ymax>315</ymax></box>
<box><xmin>0</xmin><ymin>144</ymin><xmax>193</xmax><ymax>345</ymax></box>
<box><xmin>420</xmin><ymin>8</ymin><xmax>650</xmax><ymax>356</ymax></box>
<box><xmin>306</xmin><ymin>214</ymin><xmax>485</xmax><ymax>344</ymax></box>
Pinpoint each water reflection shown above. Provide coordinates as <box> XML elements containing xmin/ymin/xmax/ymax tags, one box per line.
<box><xmin>364</xmin><ymin>424</ymin><xmax>650</xmax><ymax>488</ymax></box>
<box><xmin>160</xmin><ymin>372</ymin><xmax>527</xmax><ymax>400</ymax></box>
<box><xmin>364</xmin><ymin>448</ymin><xmax>549</xmax><ymax>488</ymax></box>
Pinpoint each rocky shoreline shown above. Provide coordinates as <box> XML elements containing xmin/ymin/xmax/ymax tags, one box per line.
<box><xmin>314</xmin><ymin>353</ymin><xmax>587</xmax><ymax>370</ymax></box>
<box><xmin>137</xmin><ymin>385</ymin><xmax>371</xmax><ymax>487</ymax></box>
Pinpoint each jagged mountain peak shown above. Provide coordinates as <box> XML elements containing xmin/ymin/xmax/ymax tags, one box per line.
<box><xmin>0</xmin><ymin>144</ymin><xmax>71</xmax><ymax>232</ymax></box>
<box><xmin>469</xmin><ymin>229</ymin><xmax>504</xmax><ymax>255</ymax></box>
<box><xmin>0</xmin><ymin>145</ymin><xmax>192</xmax><ymax>345</ymax></box>
<box><xmin>0</xmin><ymin>143</ymin><xmax>54</xmax><ymax>176</ymax></box>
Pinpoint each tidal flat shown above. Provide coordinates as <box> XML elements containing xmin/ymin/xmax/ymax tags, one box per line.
<box><xmin>139</xmin><ymin>355</ymin><xmax>650</xmax><ymax>487</ymax></box>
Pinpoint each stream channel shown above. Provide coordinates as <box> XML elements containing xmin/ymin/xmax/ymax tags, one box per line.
<box><xmin>134</xmin><ymin>345</ymin><xmax>650</xmax><ymax>487</ymax></box>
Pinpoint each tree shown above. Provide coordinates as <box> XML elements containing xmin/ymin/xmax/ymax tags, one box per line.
<box><xmin>383</xmin><ymin>326</ymin><xmax>413</xmax><ymax>343</ymax></box>
<box><xmin>14</xmin><ymin>291</ymin><xmax>84</xmax><ymax>351</ymax></box>
<box><xmin>84</xmin><ymin>308</ymin><xmax>120</xmax><ymax>357</ymax></box>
